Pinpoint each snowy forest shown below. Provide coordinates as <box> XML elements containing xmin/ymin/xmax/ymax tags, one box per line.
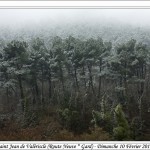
<box><xmin>0</xmin><ymin>9</ymin><xmax>150</xmax><ymax>140</ymax></box>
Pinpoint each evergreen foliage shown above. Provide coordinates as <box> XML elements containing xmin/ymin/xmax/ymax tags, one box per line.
<box><xmin>113</xmin><ymin>104</ymin><xmax>131</xmax><ymax>140</ymax></box>
<box><xmin>0</xmin><ymin>36</ymin><xmax>149</xmax><ymax>140</ymax></box>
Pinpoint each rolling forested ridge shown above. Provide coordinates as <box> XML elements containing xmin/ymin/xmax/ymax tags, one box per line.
<box><xmin>0</xmin><ymin>9</ymin><xmax>150</xmax><ymax>140</ymax></box>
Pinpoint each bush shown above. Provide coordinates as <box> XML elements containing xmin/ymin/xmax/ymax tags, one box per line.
<box><xmin>113</xmin><ymin>104</ymin><xmax>131</xmax><ymax>140</ymax></box>
<box><xmin>91</xmin><ymin>110</ymin><xmax>113</xmax><ymax>132</ymax></box>
<box><xmin>22</xmin><ymin>111</ymin><xmax>39</xmax><ymax>128</ymax></box>
<box><xmin>50</xmin><ymin>127</ymin><xmax>111</xmax><ymax>141</ymax></box>
<box><xmin>130</xmin><ymin>117</ymin><xmax>143</xmax><ymax>140</ymax></box>
<box><xmin>58</xmin><ymin>108</ymin><xmax>82</xmax><ymax>133</ymax></box>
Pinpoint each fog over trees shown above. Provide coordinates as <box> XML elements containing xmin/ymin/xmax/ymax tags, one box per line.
<box><xmin>0</xmin><ymin>9</ymin><xmax>150</xmax><ymax>140</ymax></box>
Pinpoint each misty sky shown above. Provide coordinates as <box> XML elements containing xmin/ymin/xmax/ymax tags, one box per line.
<box><xmin>0</xmin><ymin>9</ymin><xmax>150</xmax><ymax>28</ymax></box>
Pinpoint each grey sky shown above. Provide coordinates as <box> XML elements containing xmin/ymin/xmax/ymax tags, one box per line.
<box><xmin>0</xmin><ymin>9</ymin><xmax>150</xmax><ymax>28</ymax></box>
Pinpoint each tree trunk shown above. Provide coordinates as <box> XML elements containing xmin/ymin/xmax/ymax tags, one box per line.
<box><xmin>18</xmin><ymin>75</ymin><xmax>24</xmax><ymax>112</ymax></box>
<box><xmin>98</xmin><ymin>58</ymin><xmax>102</xmax><ymax>98</ymax></box>
<box><xmin>35</xmin><ymin>77</ymin><xmax>39</xmax><ymax>98</ymax></box>
<box><xmin>123</xmin><ymin>61</ymin><xmax>127</xmax><ymax>97</ymax></box>
<box><xmin>48</xmin><ymin>68</ymin><xmax>52</xmax><ymax>102</ymax></box>
<box><xmin>5</xmin><ymin>72</ymin><xmax>10</xmax><ymax>110</ymax></box>
<box><xmin>87</xmin><ymin>65</ymin><xmax>95</xmax><ymax>96</ymax></box>
<box><xmin>74</xmin><ymin>66</ymin><xmax>79</xmax><ymax>92</ymax></box>
<box><xmin>33</xmin><ymin>74</ymin><xmax>39</xmax><ymax>105</ymax></box>
<box><xmin>59</xmin><ymin>62</ymin><xmax>65</xmax><ymax>93</ymax></box>
<box><xmin>41</xmin><ymin>66</ymin><xmax>44</xmax><ymax>105</ymax></box>
<box><xmin>6</xmin><ymin>87</ymin><xmax>9</xmax><ymax>111</ymax></box>
<box><xmin>140</xmin><ymin>64</ymin><xmax>144</xmax><ymax>95</ymax></box>
<box><xmin>18</xmin><ymin>75</ymin><xmax>24</xmax><ymax>99</ymax></box>
<box><xmin>82</xmin><ymin>65</ymin><xmax>86</xmax><ymax>90</ymax></box>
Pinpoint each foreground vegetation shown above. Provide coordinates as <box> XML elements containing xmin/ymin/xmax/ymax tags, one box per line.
<box><xmin>0</xmin><ymin>36</ymin><xmax>150</xmax><ymax>140</ymax></box>
<box><xmin>0</xmin><ymin>106</ymin><xmax>112</xmax><ymax>141</ymax></box>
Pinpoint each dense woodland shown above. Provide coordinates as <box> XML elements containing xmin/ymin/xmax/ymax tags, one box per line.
<box><xmin>0</xmin><ymin>10</ymin><xmax>150</xmax><ymax>140</ymax></box>
<box><xmin>0</xmin><ymin>34</ymin><xmax>150</xmax><ymax>141</ymax></box>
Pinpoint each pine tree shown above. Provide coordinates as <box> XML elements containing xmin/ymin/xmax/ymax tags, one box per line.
<box><xmin>113</xmin><ymin>104</ymin><xmax>131</xmax><ymax>140</ymax></box>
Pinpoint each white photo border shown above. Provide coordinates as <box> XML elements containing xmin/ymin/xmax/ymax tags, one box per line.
<box><xmin>0</xmin><ymin>1</ymin><xmax>150</xmax><ymax>8</ymax></box>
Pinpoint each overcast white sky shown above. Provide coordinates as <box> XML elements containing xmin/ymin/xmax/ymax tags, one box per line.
<box><xmin>0</xmin><ymin>9</ymin><xmax>150</xmax><ymax>28</ymax></box>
